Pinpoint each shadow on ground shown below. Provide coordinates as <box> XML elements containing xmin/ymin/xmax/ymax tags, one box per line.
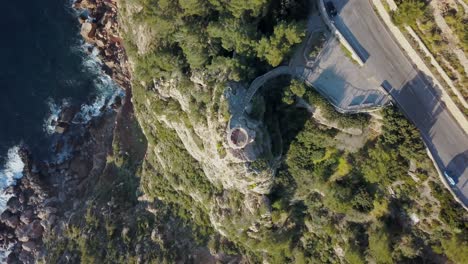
<box><xmin>383</xmin><ymin>69</ymin><xmax>468</xmax><ymax>206</ymax></box>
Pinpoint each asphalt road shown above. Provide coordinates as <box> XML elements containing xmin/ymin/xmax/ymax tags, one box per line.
<box><xmin>329</xmin><ymin>0</ymin><xmax>468</xmax><ymax>205</ymax></box>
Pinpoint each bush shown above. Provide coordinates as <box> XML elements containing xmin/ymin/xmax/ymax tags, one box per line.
<box><xmin>256</xmin><ymin>21</ymin><xmax>306</xmax><ymax>66</ymax></box>
<box><xmin>304</xmin><ymin>90</ymin><xmax>370</xmax><ymax>129</ymax></box>
<box><xmin>351</xmin><ymin>188</ymin><xmax>374</xmax><ymax>212</ymax></box>
<box><xmin>392</xmin><ymin>0</ymin><xmax>426</xmax><ymax>26</ymax></box>
<box><xmin>367</xmin><ymin>225</ymin><xmax>393</xmax><ymax>264</ymax></box>
<box><xmin>282</xmin><ymin>79</ymin><xmax>307</xmax><ymax>105</ymax></box>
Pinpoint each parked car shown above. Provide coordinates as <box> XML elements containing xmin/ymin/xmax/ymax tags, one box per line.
<box><xmin>326</xmin><ymin>1</ymin><xmax>338</xmax><ymax>17</ymax></box>
<box><xmin>444</xmin><ymin>170</ymin><xmax>457</xmax><ymax>186</ymax></box>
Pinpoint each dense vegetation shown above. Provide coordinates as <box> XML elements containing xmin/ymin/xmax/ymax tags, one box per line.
<box><xmin>392</xmin><ymin>0</ymin><xmax>426</xmax><ymax>27</ymax></box>
<box><xmin>248</xmin><ymin>76</ymin><xmax>468</xmax><ymax>263</ymax></box>
<box><xmin>124</xmin><ymin>0</ymin><xmax>308</xmax><ymax>84</ymax></box>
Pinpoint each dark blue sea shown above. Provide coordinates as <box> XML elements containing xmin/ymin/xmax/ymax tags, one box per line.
<box><xmin>0</xmin><ymin>0</ymin><xmax>121</xmax><ymax>214</ymax></box>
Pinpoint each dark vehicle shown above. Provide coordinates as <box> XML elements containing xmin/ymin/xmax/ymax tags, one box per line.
<box><xmin>326</xmin><ymin>1</ymin><xmax>338</xmax><ymax>17</ymax></box>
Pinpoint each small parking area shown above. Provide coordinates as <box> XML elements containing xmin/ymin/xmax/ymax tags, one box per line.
<box><xmin>297</xmin><ymin>38</ymin><xmax>389</xmax><ymax>111</ymax></box>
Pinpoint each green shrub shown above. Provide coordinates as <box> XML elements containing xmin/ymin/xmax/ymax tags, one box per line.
<box><xmin>392</xmin><ymin>0</ymin><xmax>426</xmax><ymax>26</ymax></box>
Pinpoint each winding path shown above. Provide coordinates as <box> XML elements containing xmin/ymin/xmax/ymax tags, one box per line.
<box><xmin>242</xmin><ymin>66</ymin><xmax>292</xmax><ymax>106</ymax></box>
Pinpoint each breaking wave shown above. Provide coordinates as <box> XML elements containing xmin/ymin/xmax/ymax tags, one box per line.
<box><xmin>44</xmin><ymin>43</ymin><xmax>123</xmax><ymax>131</ymax></box>
<box><xmin>1</xmin><ymin>0</ymin><xmax>123</xmax><ymax>259</ymax></box>
<box><xmin>0</xmin><ymin>146</ymin><xmax>25</xmax><ymax>212</ymax></box>
<box><xmin>44</xmin><ymin>98</ymin><xmax>71</xmax><ymax>135</ymax></box>
<box><xmin>73</xmin><ymin>73</ymin><xmax>123</xmax><ymax>124</ymax></box>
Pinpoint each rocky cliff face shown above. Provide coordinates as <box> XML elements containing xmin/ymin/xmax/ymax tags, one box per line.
<box><xmin>119</xmin><ymin>0</ymin><xmax>277</xmax><ymax>251</ymax></box>
<box><xmin>3</xmin><ymin>1</ymin><xmax>466</xmax><ymax>263</ymax></box>
<box><xmin>2</xmin><ymin>0</ymin><xmax>276</xmax><ymax>261</ymax></box>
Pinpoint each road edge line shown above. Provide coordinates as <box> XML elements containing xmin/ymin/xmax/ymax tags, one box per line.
<box><xmin>318</xmin><ymin>0</ymin><xmax>364</xmax><ymax>66</ymax></box>
<box><xmin>370</xmin><ymin>0</ymin><xmax>468</xmax><ymax>135</ymax></box>
<box><xmin>424</xmin><ymin>145</ymin><xmax>468</xmax><ymax>211</ymax></box>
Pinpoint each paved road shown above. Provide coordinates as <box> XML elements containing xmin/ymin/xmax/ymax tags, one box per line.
<box><xmin>329</xmin><ymin>0</ymin><xmax>468</xmax><ymax>205</ymax></box>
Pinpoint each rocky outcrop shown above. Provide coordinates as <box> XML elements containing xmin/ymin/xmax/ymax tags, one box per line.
<box><xmin>117</xmin><ymin>0</ymin><xmax>279</xmax><ymax>251</ymax></box>
<box><xmin>1</xmin><ymin>108</ymin><xmax>120</xmax><ymax>262</ymax></box>
<box><xmin>0</xmin><ymin>149</ymin><xmax>50</xmax><ymax>262</ymax></box>
<box><xmin>1</xmin><ymin>1</ymin><xmax>131</xmax><ymax>262</ymax></box>
<box><xmin>74</xmin><ymin>0</ymin><xmax>131</xmax><ymax>90</ymax></box>
<box><xmin>80</xmin><ymin>22</ymin><xmax>97</xmax><ymax>43</ymax></box>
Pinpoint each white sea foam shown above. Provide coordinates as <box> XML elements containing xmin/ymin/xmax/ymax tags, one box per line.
<box><xmin>1</xmin><ymin>1</ymin><xmax>122</xmax><ymax>259</ymax></box>
<box><xmin>44</xmin><ymin>43</ymin><xmax>123</xmax><ymax>131</ymax></box>
<box><xmin>44</xmin><ymin>98</ymin><xmax>72</xmax><ymax>135</ymax></box>
<box><xmin>74</xmin><ymin>44</ymin><xmax>124</xmax><ymax>124</ymax></box>
<box><xmin>73</xmin><ymin>75</ymin><xmax>123</xmax><ymax>124</ymax></box>
<box><xmin>0</xmin><ymin>146</ymin><xmax>25</xmax><ymax>212</ymax></box>
<box><xmin>0</xmin><ymin>244</ymin><xmax>12</xmax><ymax>263</ymax></box>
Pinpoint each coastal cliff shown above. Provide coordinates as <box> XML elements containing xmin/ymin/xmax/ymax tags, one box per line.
<box><xmin>2</xmin><ymin>0</ymin><xmax>467</xmax><ymax>263</ymax></box>
<box><xmin>1</xmin><ymin>0</ymin><xmax>131</xmax><ymax>262</ymax></box>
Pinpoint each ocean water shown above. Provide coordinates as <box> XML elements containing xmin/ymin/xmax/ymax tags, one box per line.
<box><xmin>0</xmin><ymin>1</ymin><xmax>121</xmax><ymax>214</ymax></box>
<box><xmin>0</xmin><ymin>0</ymin><xmax>123</xmax><ymax>259</ymax></box>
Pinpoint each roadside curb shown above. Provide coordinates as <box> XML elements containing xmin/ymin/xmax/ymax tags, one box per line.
<box><xmin>373</xmin><ymin>0</ymin><xmax>468</xmax><ymax>210</ymax></box>
<box><xmin>371</xmin><ymin>0</ymin><xmax>468</xmax><ymax>134</ymax></box>
<box><xmin>425</xmin><ymin>146</ymin><xmax>468</xmax><ymax>211</ymax></box>
<box><xmin>384</xmin><ymin>0</ymin><xmax>468</xmax><ymax>109</ymax></box>
<box><xmin>405</xmin><ymin>26</ymin><xmax>468</xmax><ymax>109</ymax></box>
<box><xmin>318</xmin><ymin>0</ymin><xmax>364</xmax><ymax>66</ymax></box>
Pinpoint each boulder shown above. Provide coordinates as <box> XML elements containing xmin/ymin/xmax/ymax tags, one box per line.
<box><xmin>74</xmin><ymin>0</ymin><xmax>98</xmax><ymax>9</ymax></box>
<box><xmin>1</xmin><ymin>210</ymin><xmax>20</xmax><ymax>229</ymax></box>
<box><xmin>22</xmin><ymin>241</ymin><xmax>36</xmax><ymax>252</ymax></box>
<box><xmin>0</xmin><ymin>223</ymin><xmax>15</xmax><ymax>243</ymax></box>
<box><xmin>29</xmin><ymin>220</ymin><xmax>44</xmax><ymax>239</ymax></box>
<box><xmin>6</xmin><ymin>216</ymin><xmax>20</xmax><ymax>229</ymax></box>
<box><xmin>104</xmin><ymin>60</ymin><xmax>115</xmax><ymax>69</ymax></box>
<box><xmin>37</xmin><ymin>207</ymin><xmax>51</xmax><ymax>220</ymax></box>
<box><xmin>19</xmin><ymin>209</ymin><xmax>34</xmax><ymax>225</ymax></box>
<box><xmin>80</xmin><ymin>22</ymin><xmax>97</xmax><ymax>43</ymax></box>
<box><xmin>55</xmin><ymin>122</ymin><xmax>69</xmax><ymax>134</ymax></box>
<box><xmin>15</xmin><ymin>220</ymin><xmax>44</xmax><ymax>242</ymax></box>
<box><xmin>4</xmin><ymin>185</ymin><xmax>16</xmax><ymax>195</ymax></box>
<box><xmin>6</xmin><ymin>197</ymin><xmax>20</xmax><ymax>213</ymax></box>
<box><xmin>96</xmin><ymin>39</ymin><xmax>105</xmax><ymax>47</ymax></box>
<box><xmin>58</xmin><ymin>105</ymin><xmax>79</xmax><ymax>124</ymax></box>
<box><xmin>105</xmin><ymin>20</ymin><xmax>112</xmax><ymax>30</ymax></box>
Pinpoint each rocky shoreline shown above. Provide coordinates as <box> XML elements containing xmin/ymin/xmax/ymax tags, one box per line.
<box><xmin>75</xmin><ymin>0</ymin><xmax>132</xmax><ymax>90</ymax></box>
<box><xmin>0</xmin><ymin>149</ymin><xmax>49</xmax><ymax>263</ymax></box>
<box><xmin>0</xmin><ymin>0</ymin><xmax>132</xmax><ymax>262</ymax></box>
